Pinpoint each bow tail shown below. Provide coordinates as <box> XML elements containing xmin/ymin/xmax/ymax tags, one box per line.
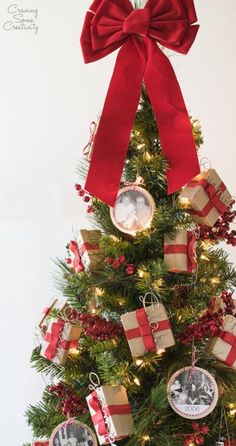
<box><xmin>85</xmin><ymin>38</ymin><xmax>145</xmax><ymax>207</ymax></box>
<box><xmin>144</xmin><ymin>39</ymin><xmax>200</xmax><ymax>194</ymax></box>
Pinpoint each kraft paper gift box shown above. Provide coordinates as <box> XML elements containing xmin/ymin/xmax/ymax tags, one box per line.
<box><xmin>86</xmin><ymin>385</ymin><xmax>133</xmax><ymax>445</ymax></box>
<box><xmin>39</xmin><ymin>297</ymin><xmax>70</xmax><ymax>332</ymax></box>
<box><xmin>121</xmin><ymin>303</ymin><xmax>175</xmax><ymax>357</ymax></box>
<box><xmin>164</xmin><ymin>229</ymin><xmax>197</xmax><ymax>273</ymax></box>
<box><xmin>76</xmin><ymin>229</ymin><xmax>103</xmax><ymax>271</ymax></box>
<box><xmin>179</xmin><ymin>169</ymin><xmax>233</xmax><ymax>227</ymax></box>
<box><xmin>41</xmin><ymin>318</ymin><xmax>82</xmax><ymax>365</ymax></box>
<box><xmin>209</xmin><ymin>315</ymin><xmax>236</xmax><ymax>369</ymax></box>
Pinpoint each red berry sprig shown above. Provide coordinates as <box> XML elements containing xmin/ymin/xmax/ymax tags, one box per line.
<box><xmin>179</xmin><ymin>291</ymin><xmax>235</xmax><ymax>345</ymax></box>
<box><xmin>75</xmin><ymin>184</ymin><xmax>95</xmax><ymax>213</ymax></box>
<box><xmin>199</xmin><ymin>202</ymin><xmax>236</xmax><ymax>246</ymax></box>
<box><xmin>49</xmin><ymin>383</ymin><xmax>88</xmax><ymax>418</ymax></box>
<box><xmin>104</xmin><ymin>256</ymin><xmax>136</xmax><ymax>276</ymax></box>
<box><xmin>69</xmin><ymin>310</ymin><xmax>124</xmax><ymax>341</ymax></box>
<box><xmin>179</xmin><ymin>423</ymin><xmax>209</xmax><ymax>446</ymax></box>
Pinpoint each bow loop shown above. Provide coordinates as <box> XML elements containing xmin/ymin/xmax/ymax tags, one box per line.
<box><xmin>123</xmin><ymin>8</ymin><xmax>151</xmax><ymax>36</ymax></box>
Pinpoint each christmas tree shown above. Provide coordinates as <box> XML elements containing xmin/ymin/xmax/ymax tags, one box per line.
<box><xmin>24</xmin><ymin>1</ymin><xmax>236</xmax><ymax>445</ymax></box>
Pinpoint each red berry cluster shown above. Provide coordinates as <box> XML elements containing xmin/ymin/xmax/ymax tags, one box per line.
<box><xmin>70</xmin><ymin>310</ymin><xmax>124</xmax><ymax>341</ymax></box>
<box><xmin>179</xmin><ymin>291</ymin><xmax>235</xmax><ymax>345</ymax></box>
<box><xmin>199</xmin><ymin>203</ymin><xmax>236</xmax><ymax>246</ymax></box>
<box><xmin>104</xmin><ymin>256</ymin><xmax>136</xmax><ymax>275</ymax></box>
<box><xmin>183</xmin><ymin>422</ymin><xmax>209</xmax><ymax>445</ymax></box>
<box><xmin>75</xmin><ymin>184</ymin><xmax>95</xmax><ymax>214</ymax></box>
<box><xmin>49</xmin><ymin>383</ymin><xmax>88</xmax><ymax>418</ymax></box>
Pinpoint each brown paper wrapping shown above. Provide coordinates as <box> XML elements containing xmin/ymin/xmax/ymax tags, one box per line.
<box><xmin>77</xmin><ymin>229</ymin><xmax>103</xmax><ymax>271</ymax></box>
<box><xmin>39</xmin><ymin>297</ymin><xmax>70</xmax><ymax>331</ymax></box>
<box><xmin>86</xmin><ymin>385</ymin><xmax>133</xmax><ymax>445</ymax></box>
<box><xmin>209</xmin><ymin>315</ymin><xmax>236</xmax><ymax>369</ymax></box>
<box><xmin>41</xmin><ymin>319</ymin><xmax>82</xmax><ymax>365</ymax></box>
<box><xmin>180</xmin><ymin>169</ymin><xmax>232</xmax><ymax>226</ymax></box>
<box><xmin>164</xmin><ymin>229</ymin><xmax>196</xmax><ymax>273</ymax></box>
<box><xmin>121</xmin><ymin>304</ymin><xmax>175</xmax><ymax>357</ymax></box>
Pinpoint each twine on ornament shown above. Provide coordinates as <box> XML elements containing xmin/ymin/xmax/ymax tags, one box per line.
<box><xmin>218</xmin><ymin>405</ymin><xmax>231</xmax><ymax>446</ymax></box>
<box><xmin>139</xmin><ymin>292</ymin><xmax>167</xmax><ymax>350</ymax></box>
<box><xmin>88</xmin><ymin>373</ymin><xmax>117</xmax><ymax>446</ymax></box>
<box><xmin>123</xmin><ymin>176</ymin><xmax>145</xmax><ymax>188</ymax></box>
<box><xmin>188</xmin><ymin>340</ymin><xmax>198</xmax><ymax>381</ymax></box>
<box><xmin>83</xmin><ymin>121</ymin><xmax>97</xmax><ymax>159</ymax></box>
<box><xmin>200</xmin><ymin>157</ymin><xmax>212</xmax><ymax>172</ymax></box>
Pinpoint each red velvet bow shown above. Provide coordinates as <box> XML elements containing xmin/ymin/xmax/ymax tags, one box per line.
<box><xmin>81</xmin><ymin>0</ymin><xmax>200</xmax><ymax>206</ymax></box>
<box><xmin>125</xmin><ymin>307</ymin><xmax>171</xmax><ymax>352</ymax></box>
<box><xmin>164</xmin><ymin>231</ymin><xmax>197</xmax><ymax>272</ymax></box>
<box><xmin>43</xmin><ymin>319</ymin><xmax>71</xmax><ymax>361</ymax></box>
<box><xmin>188</xmin><ymin>178</ymin><xmax>229</xmax><ymax>218</ymax></box>
<box><xmin>219</xmin><ymin>331</ymin><xmax>236</xmax><ymax>366</ymax></box>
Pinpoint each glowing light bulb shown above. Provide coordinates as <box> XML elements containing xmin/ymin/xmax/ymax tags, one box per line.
<box><xmin>137</xmin><ymin>143</ymin><xmax>145</xmax><ymax>150</ymax></box>
<box><xmin>142</xmin><ymin>435</ymin><xmax>150</xmax><ymax>441</ymax></box>
<box><xmin>200</xmin><ymin>254</ymin><xmax>210</xmax><ymax>261</ymax></box>
<box><xmin>134</xmin><ymin>377</ymin><xmax>140</xmax><ymax>386</ymax></box>
<box><xmin>211</xmin><ymin>277</ymin><xmax>221</xmax><ymax>285</ymax></box>
<box><xmin>135</xmin><ymin>359</ymin><xmax>143</xmax><ymax>366</ymax></box>
<box><xmin>179</xmin><ymin>196</ymin><xmax>191</xmax><ymax>208</ymax></box>
<box><xmin>138</xmin><ymin>269</ymin><xmax>145</xmax><ymax>278</ymax></box>
<box><xmin>95</xmin><ymin>287</ymin><xmax>104</xmax><ymax>296</ymax></box>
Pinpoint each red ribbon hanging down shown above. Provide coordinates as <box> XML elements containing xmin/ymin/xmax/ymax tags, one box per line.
<box><xmin>219</xmin><ymin>331</ymin><xmax>236</xmax><ymax>367</ymax></box>
<box><xmin>163</xmin><ymin>231</ymin><xmax>197</xmax><ymax>272</ymax></box>
<box><xmin>187</xmin><ymin>178</ymin><xmax>229</xmax><ymax>218</ymax></box>
<box><xmin>43</xmin><ymin>319</ymin><xmax>71</xmax><ymax>361</ymax></box>
<box><xmin>89</xmin><ymin>391</ymin><xmax>132</xmax><ymax>436</ymax></box>
<box><xmin>80</xmin><ymin>0</ymin><xmax>200</xmax><ymax>206</ymax></box>
<box><xmin>125</xmin><ymin>307</ymin><xmax>171</xmax><ymax>352</ymax></box>
<box><xmin>69</xmin><ymin>241</ymin><xmax>85</xmax><ymax>272</ymax></box>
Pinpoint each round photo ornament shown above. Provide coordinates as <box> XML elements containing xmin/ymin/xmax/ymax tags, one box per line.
<box><xmin>49</xmin><ymin>419</ymin><xmax>98</xmax><ymax>446</ymax></box>
<box><xmin>167</xmin><ymin>366</ymin><xmax>218</xmax><ymax>420</ymax></box>
<box><xmin>110</xmin><ymin>185</ymin><xmax>156</xmax><ymax>235</ymax></box>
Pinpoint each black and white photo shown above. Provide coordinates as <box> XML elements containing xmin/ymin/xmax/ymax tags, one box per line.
<box><xmin>167</xmin><ymin>366</ymin><xmax>218</xmax><ymax>419</ymax></box>
<box><xmin>49</xmin><ymin>420</ymin><xmax>97</xmax><ymax>446</ymax></box>
<box><xmin>110</xmin><ymin>186</ymin><xmax>155</xmax><ymax>235</ymax></box>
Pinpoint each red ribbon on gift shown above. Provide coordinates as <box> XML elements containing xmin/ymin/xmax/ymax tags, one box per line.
<box><xmin>163</xmin><ymin>231</ymin><xmax>197</xmax><ymax>273</ymax></box>
<box><xmin>32</xmin><ymin>442</ymin><xmax>49</xmax><ymax>446</ymax></box>
<box><xmin>219</xmin><ymin>331</ymin><xmax>236</xmax><ymax>367</ymax></box>
<box><xmin>89</xmin><ymin>391</ymin><xmax>131</xmax><ymax>436</ymax></box>
<box><xmin>187</xmin><ymin>178</ymin><xmax>229</xmax><ymax>218</ymax></box>
<box><xmin>43</xmin><ymin>319</ymin><xmax>71</xmax><ymax>361</ymax></box>
<box><xmin>81</xmin><ymin>0</ymin><xmax>200</xmax><ymax>206</ymax></box>
<box><xmin>125</xmin><ymin>307</ymin><xmax>171</xmax><ymax>353</ymax></box>
<box><xmin>80</xmin><ymin>241</ymin><xmax>100</xmax><ymax>255</ymax></box>
<box><xmin>69</xmin><ymin>241</ymin><xmax>85</xmax><ymax>272</ymax></box>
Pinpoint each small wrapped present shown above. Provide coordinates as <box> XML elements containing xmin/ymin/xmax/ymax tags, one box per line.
<box><xmin>209</xmin><ymin>315</ymin><xmax>236</xmax><ymax>369</ymax></box>
<box><xmin>41</xmin><ymin>318</ymin><xmax>82</xmax><ymax>365</ymax></box>
<box><xmin>179</xmin><ymin>169</ymin><xmax>233</xmax><ymax>227</ymax></box>
<box><xmin>121</xmin><ymin>296</ymin><xmax>175</xmax><ymax>357</ymax></box>
<box><xmin>164</xmin><ymin>229</ymin><xmax>197</xmax><ymax>273</ymax></box>
<box><xmin>86</xmin><ymin>384</ymin><xmax>133</xmax><ymax>445</ymax></box>
<box><xmin>39</xmin><ymin>297</ymin><xmax>70</xmax><ymax>332</ymax></box>
<box><xmin>67</xmin><ymin>230</ymin><xmax>103</xmax><ymax>272</ymax></box>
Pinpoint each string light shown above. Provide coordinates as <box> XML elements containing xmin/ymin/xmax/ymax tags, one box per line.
<box><xmin>110</xmin><ymin>235</ymin><xmax>119</xmax><ymax>242</ymax></box>
<box><xmin>143</xmin><ymin>151</ymin><xmax>152</xmax><ymax>161</ymax></box>
<box><xmin>138</xmin><ymin>268</ymin><xmax>146</xmax><ymax>278</ymax></box>
<box><xmin>211</xmin><ymin>277</ymin><xmax>221</xmax><ymax>285</ymax></box>
<box><xmin>137</xmin><ymin>143</ymin><xmax>145</xmax><ymax>150</ymax></box>
<box><xmin>200</xmin><ymin>254</ymin><xmax>210</xmax><ymax>261</ymax></box>
<box><xmin>95</xmin><ymin>287</ymin><xmax>104</xmax><ymax>296</ymax></box>
<box><xmin>135</xmin><ymin>359</ymin><xmax>143</xmax><ymax>366</ymax></box>
<box><xmin>179</xmin><ymin>196</ymin><xmax>191</xmax><ymax>208</ymax></box>
<box><xmin>142</xmin><ymin>435</ymin><xmax>150</xmax><ymax>441</ymax></box>
<box><xmin>134</xmin><ymin>377</ymin><xmax>140</xmax><ymax>386</ymax></box>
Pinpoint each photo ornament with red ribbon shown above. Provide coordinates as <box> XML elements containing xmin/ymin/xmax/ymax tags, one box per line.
<box><xmin>167</xmin><ymin>366</ymin><xmax>218</xmax><ymax>419</ymax></box>
<box><xmin>49</xmin><ymin>419</ymin><xmax>97</xmax><ymax>446</ymax></box>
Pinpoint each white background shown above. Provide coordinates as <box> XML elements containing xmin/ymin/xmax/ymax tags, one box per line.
<box><xmin>0</xmin><ymin>1</ymin><xmax>235</xmax><ymax>445</ymax></box>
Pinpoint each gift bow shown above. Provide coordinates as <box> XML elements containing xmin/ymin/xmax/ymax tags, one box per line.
<box><xmin>69</xmin><ymin>241</ymin><xmax>85</xmax><ymax>272</ymax></box>
<box><xmin>89</xmin><ymin>391</ymin><xmax>131</xmax><ymax>436</ymax></box>
<box><xmin>43</xmin><ymin>319</ymin><xmax>71</xmax><ymax>361</ymax></box>
<box><xmin>219</xmin><ymin>331</ymin><xmax>236</xmax><ymax>367</ymax></box>
<box><xmin>81</xmin><ymin>0</ymin><xmax>200</xmax><ymax>206</ymax></box>
<box><xmin>188</xmin><ymin>177</ymin><xmax>230</xmax><ymax>218</ymax></box>
<box><xmin>164</xmin><ymin>231</ymin><xmax>197</xmax><ymax>272</ymax></box>
<box><xmin>125</xmin><ymin>307</ymin><xmax>171</xmax><ymax>352</ymax></box>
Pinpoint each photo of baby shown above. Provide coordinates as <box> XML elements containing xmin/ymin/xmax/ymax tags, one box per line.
<box><xmin>111</xmin><ymin>187</ymin><xmax>155</xmax><ymax>234</ymax></box>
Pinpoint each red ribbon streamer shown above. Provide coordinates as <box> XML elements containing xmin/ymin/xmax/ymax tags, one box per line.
<box><xmin>89</xmin><ymin>391</ymin><xmax>131</xmax><ymax>436</ymax></box>
<box><xmin>81</xmin><ymin>0</ymin><xmax>200</xmax><ymax>206</ymax></box>
<box><xmin>125</xmin><ymin>307</ymin><xmax>170</xmax><ymax>353</ymax></box>
<box><xmin>219</xmin><ymin>331</ymin><xmax>236</xmax><ymax>367</ymax></box>
<box><xmin>187</xmin><ymin>178</ymin><xmax>228</xmax><ymax>217</ymax></box>
<box><xmin>164</xmin><ymin>231</ymin><xmax>196</xmax><ymax>272</ymax></box>
<box><xmin>43</xmin><ymin>319</ymin><xmax>71</xmax><ymax>361</ymax></box>
<box><xmin>69</xmin><ymin>241</ymin><xmax>85</xmax><ymax>272</ymax></box>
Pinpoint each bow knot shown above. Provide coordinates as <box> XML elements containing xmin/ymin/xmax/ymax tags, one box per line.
<box><xmin>123</xmin><ymin>8</ymin><xmax>151</xmax><ymax>36</ymax></box>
